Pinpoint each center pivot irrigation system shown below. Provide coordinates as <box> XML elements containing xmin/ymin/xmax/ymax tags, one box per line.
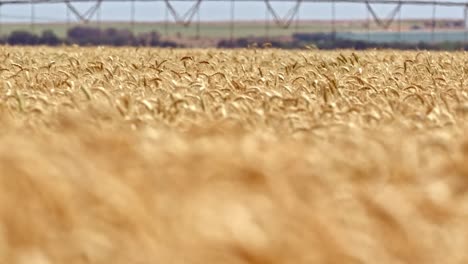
<box><xmin>0</xmin><ymin>0</ymin><xmax>467</xmax><ymax>42</ymax></box>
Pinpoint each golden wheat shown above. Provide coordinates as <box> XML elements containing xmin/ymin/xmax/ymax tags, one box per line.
<box><xmin>0</xmin><ymin>46</ymin><xmax>467</xmax><ymax>263</ymax></box>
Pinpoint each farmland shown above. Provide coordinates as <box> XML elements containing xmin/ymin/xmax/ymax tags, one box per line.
<box><xmin>0</xmin><ymin>20</ymin><xmax>392</xmax><ymax>38</ymax></box>
<box><xmin>1</xmin><ymin>19</ymin><xmax>464</xmax><ymax>42</ymax></box>
<box><xmin>0</xmin><ymin>46</ymin><xmax>467</xmax><ymax>263</ymax></box>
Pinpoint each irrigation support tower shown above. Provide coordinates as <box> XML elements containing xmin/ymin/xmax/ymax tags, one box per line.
<box><xmin>0</xmin><ymin>0</ymin><xmax>467</xmax><ymax>42</ymax></box>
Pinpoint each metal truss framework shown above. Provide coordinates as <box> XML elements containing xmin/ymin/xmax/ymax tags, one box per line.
<box><xmin>65</xmin><ymin>0</ymin><xmax>102</xmax><ymax>22</ymax></box>
<box><xmin>365</xmin><ymin>0</ymin><xmax>402</xmax><ymax>29</ymax></box>
<box><xmin>264</xmin><ymin>0</ymin><xmax>302</xmax><ymax>28</ymax></box>
<box><xmin>0</xmin><ymin>0</ymin><xmax>467</xmax><ymax>41</ymax></box>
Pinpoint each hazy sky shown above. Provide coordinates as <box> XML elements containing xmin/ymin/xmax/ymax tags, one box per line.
<box><xmin>0</xmin><ymin>1</ymin><xmax>466</xmax><ymax>23</ymax></box>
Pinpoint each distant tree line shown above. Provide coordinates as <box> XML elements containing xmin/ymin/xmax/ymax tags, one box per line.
<box><xmin>0</xmin><ymin>26</ymin><xmax>181</xmax><ymax>47</ymax></box>
<box><xmin>218</xmin><ymin>32</ymin><xmax>468</xmax><ymax>51</ymax></box>
<box><xmin>1</xmin><ymin>27</ymin><xmax>467</xmax><ymax>51</ymax></box>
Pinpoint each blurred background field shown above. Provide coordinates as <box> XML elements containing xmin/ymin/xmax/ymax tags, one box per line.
<box><xmin>0</xmin><ymin>0</ymin><xmax>467</xmax><ymax>48</ymax></box>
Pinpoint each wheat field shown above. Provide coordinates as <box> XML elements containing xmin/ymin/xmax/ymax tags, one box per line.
<box><xmin>0</xmin><ymin>46</ymin><xmax>467</xmax><ymax>263</ymax></box>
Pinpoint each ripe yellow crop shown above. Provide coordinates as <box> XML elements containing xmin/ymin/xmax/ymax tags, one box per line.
<box><xmin>0</xmin><ymin>46</ymin><xmax>467</xmax><ymax>263</ymax></box>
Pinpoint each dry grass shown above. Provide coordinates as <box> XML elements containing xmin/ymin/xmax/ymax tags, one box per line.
<box><xmin>0</xmin><ymin>46</ymin><xmax>467</xmax><ymax>263</ymax></box>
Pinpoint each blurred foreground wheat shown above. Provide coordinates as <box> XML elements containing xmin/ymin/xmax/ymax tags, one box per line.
<box><xmin>0</xmin><ymin>46</ymin><xmax>467</xmax><ymax>263</ymax></box>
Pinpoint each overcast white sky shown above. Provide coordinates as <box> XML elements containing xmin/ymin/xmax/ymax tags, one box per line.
<box><xmin>0</xmin><ymin>1</ymin><xmax>466</xmax><ymax>23</ymax></box>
